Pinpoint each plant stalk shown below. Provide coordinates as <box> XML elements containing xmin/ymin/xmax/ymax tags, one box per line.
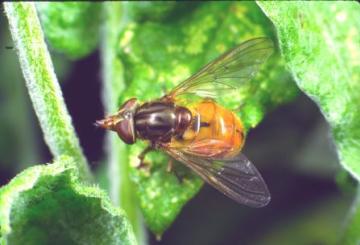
<box><xmin>101</xmin><ymin>2</ymin><xmax>146</xmax><ymax>245</ymax></box>
<box><xmin>4</xmin><ymin>2</ymin><xmax>91</xmax><ymax>181</ymax></box>
<box><xmin>340</xmin><ymin>186</ymin><xmax>360</xmax><ymax>244</ymax></box>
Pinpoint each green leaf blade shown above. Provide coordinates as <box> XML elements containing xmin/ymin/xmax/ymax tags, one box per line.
<box><xmin>128</xmin><ymin>143</ymin><xmax>203</xmax><ymax>236</ymax></box>
<box><xmin>257</xmin><ymin>1</ymin><xmax>360</xmax><ymax>182</ymax></box>
<box><xmin>257</xmin><ymin>2</ymin><xmax>360</xmax><ymax>243</ymax></box>
<box><xmin>36</xmin><ymin>2</ymin><xmax>102</xmax><ymax>59</ymax></box>
<box><xmin>126</xmin><ymin>2</ymin><xmax>185</xmax><ymax>22</ymax></box>
<box><xmin>0</xmin><ymin>156</ymin><xmax>137</xmax><ymax>245</ymax></box>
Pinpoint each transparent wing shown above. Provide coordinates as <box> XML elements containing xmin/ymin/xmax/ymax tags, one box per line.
<box><xmin>165</xmin><ymin>148</ymin><xmax>271</xmax><ymax>207</ymax></box>
<box><xmin>166</xmin><ymin>37</ymin><xmax>274</xmax><ymax>99</ymax></box>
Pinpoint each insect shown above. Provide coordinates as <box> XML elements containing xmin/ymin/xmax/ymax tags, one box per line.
<box><xmin>96</xmin><ymin>37</ymin><xmax>273</xmax><ymax>207</ymax></box>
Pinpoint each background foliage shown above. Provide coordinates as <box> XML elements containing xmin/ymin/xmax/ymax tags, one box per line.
<box><xmin>0</xmin><ymin>2</ymin><xmax>359</xmax><ymax>245</ymax></box>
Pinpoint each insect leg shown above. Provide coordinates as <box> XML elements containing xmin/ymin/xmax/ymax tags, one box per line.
<box><xmin>137</xmin><ymin>146</ymin><xmax>153</xmax><ymax>170</ymax></box>
<box><xmin>174</xmin><ymin>171</ymin><xmax>183</xmax><ymax>184</ymax></box>
<box><xmin>166</xmin><ymin>158</ymin><xmax>184</xmax><ymax>184</ymax></box>
<box><xmin>166</xmin><ymin>158</ymin><xmax>173</xmax><ymax>172</ymax></box>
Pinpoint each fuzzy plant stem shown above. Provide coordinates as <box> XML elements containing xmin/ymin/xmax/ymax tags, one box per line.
<box><xmin>340</xmin><ymin>186</ymin><xmax>360</xmax><ymax>244</ymax></box>
<box><xmin>4</xmin><ymin>2</ymin><xmax>92</xmax><ymax>181</ymax></box>
<box><xmin>101</xmin><ymin>2</ymin><xmax>147</xmax><ymax>244</ymax></box>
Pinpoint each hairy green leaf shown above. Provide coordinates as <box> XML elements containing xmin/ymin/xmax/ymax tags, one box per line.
<box><xmin>257</xmin><ymin>1</ymin><xmax>360</xmax><ymax>181</ymax></box>
<box><xmin>36</xmin><ymin>2</ymin><xmax>102</xmax><ymax>59</ymax></box>
<box><xmin>0</xmin><ymin>156</ymin><xmax>136</xmax><ymax>245</ymax></box>
<box><xmin>115</xmin><ymin>2</ymin><xmax>299</xmax><ymax>235</ymax></box>
<box><xmin>4</xmin><ymin>2</ymin><xmax>91</xmax><ymax>180</ymax></box>
<box><xmin>257</xmin><ymin>2</ymin><xmax>360</xmax><ymax>243</ymax></box>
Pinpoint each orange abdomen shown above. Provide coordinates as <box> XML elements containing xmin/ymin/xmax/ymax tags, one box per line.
<box><xmin>171</xmin><ymin>100</ymin><xmax>245</xmax><ymax>158</ymax></box>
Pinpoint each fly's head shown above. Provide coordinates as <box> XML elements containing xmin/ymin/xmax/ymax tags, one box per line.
<box><xmin>95</xmin><ymin>98</ymin><xmax>138</xmax><ymax>144</ymax></box>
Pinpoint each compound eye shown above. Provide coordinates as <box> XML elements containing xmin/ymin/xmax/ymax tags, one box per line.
<box><xmin>115</xmin><ymin>116</ymin><xmax>135</xmax><ymax>144</ymax></box>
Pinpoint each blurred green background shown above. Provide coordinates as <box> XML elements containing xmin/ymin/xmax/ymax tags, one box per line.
<box><xmin>0</xmin><ymin>3</ymin><xmax>357</xmax><ymax>245</ymax></box>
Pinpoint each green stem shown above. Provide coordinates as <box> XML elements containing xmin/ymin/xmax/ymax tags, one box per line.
<box><xmin>4</xmin><ymin>3</ymin><xmax>91</xmax><ymax>181</ymax></box>
<box><xmin>340</xmin><ymin>186</ymin><xmax>360</xmax><ymax>244</ymax></box>
<box><xmin>101</xmin><ymin>3</ymin><xmax>146</xmax><ymax>244</ymax></box>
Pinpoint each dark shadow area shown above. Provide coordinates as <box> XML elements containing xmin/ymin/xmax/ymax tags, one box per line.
<box><xmin>61</xmin><ymin>50</ymin><xmax>105</xmax><ymax>169</ymax></box>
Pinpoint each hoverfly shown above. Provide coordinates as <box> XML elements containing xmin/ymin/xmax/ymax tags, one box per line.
<box><xmin>97</xmin><ymin>37</ymin><xmax>273</xmax><ymax>207</ymax></box>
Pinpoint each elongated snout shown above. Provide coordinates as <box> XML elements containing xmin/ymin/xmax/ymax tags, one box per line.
<box><xmin>94</xmin><ymin>114</ymin><xmax>122</xmax><ymax>131</ymax></box>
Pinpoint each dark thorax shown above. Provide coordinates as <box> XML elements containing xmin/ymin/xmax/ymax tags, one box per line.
<box><xmin>134</xmin><ymin>101</ymin><xmax>192</xmax><ymax>143</ymax></box>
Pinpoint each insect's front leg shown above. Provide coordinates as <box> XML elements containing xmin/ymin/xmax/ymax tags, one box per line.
<box><xmin>137</xmin><ymin>145</ymin><xmax>153</xmax><ymax>170</ymax></box>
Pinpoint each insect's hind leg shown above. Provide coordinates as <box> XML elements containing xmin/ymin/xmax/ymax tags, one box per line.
<box><xmin>166</xmin><ymin>158</ymin><xmax>173</xmax><ymax>172</ymax></box>
<box><xmin>166</xmin><ymin>158</ymin><xmax>184</xmax><ymax>184</ymax></box>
